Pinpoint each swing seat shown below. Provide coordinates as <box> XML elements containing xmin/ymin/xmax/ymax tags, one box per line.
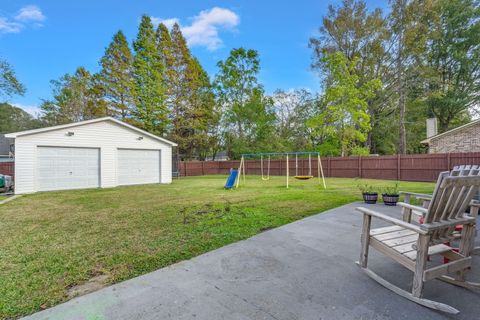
<box><xmin>294</xmin><ymin>175</ymin><xmax>314</xmax><ymax>180</ymax></box>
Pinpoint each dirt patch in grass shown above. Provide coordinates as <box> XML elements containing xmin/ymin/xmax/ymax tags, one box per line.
<box><xmin>67</xmin><ymin>274</ymin><xmax>109</xmax><ymax>299</ymax></box>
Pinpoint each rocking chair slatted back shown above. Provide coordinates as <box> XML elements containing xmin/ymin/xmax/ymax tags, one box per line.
<box><xmin>439</xmin><ymin>166</ymin><xmax>479</xmax><ymax>240</ymax></box>
<box><xmin>424</xmin><ymin>165</ymin><xmax>480</xmax><ymax>244</ymax></box>
<box><xmin>426</xmin><ymin>171</ymin><xmax>450</xmax><ymax>223</ymax></box>
<box><xmin>453</xmin><ymin>165</ymin><xmax>480</xmax><ymax>202</ymax></box>
<box><xmin>436</xmin><ymin>167</ymin><xmax>466</xmax><ymax>222</ymax></box>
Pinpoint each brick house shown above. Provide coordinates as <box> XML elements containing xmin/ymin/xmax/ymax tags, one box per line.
<box><xmin>421</xmin><ymin>118</ymin><xmax>480</xmax><ymax>153</ymax></box>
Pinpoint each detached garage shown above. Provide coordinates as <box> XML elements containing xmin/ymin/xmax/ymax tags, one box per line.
<box><xmin>6</xmin><ymin>117</ymin><xmax>177</xmax><ymax>194</ymax></box>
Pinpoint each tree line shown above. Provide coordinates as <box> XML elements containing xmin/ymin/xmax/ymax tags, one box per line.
<box><xmin>309</xmin><ymin>0</ymin><xmax>479</xmax><ymax>156</ymax></box>
<box><xmin>1</xmin><ymin>0</ymin><xmax>478</xmax><ymax>159</ymax></box>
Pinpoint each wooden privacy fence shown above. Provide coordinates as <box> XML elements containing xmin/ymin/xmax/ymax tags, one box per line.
<box><xmin>0</xmin><ymin>162</ymin><xmax>14</xmax><ymax>179</ymax></box>
<box><xmin>1</xmin><ymin>153</ymin><xmax>479</xmax><ymax>183</ymax></box>
<box><xmin>179</xmin><ymin>152</ymin><xmax>480</xmax><ymax>182</ymax></box>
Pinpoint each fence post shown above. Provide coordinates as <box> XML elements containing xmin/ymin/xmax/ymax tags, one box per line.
<box><xmin>447</xmin><ymin>153</ymin><xmax>451</xmax><ymax>171</ymax></box>
<box><xmin>201</xmin><ymin>161</ymin><xmax>205</xmax><ymax>175</ymax></box>
<box><xmin>328</xmin><ymin>157</ymin><xmax>331</xmax><ymax>177</ymax></box>
<box><xmin>358</xmin><ymin>156</ymin><xmax>362</xmax><ymax>178</ymax></box>
<box><xmin>397</xmin><ymin>154</ymin><xmax>401</xmax><ymax>180</ymax></box>
<box><xmin>184</xmin><ymin>161</ymin><xmax>187</xmax><ymax>177</ymax></box>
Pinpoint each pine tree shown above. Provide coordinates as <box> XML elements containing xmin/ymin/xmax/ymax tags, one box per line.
<box><xmin>41</xmin><ymin>67</ymin><xmax>108</xmax><ymax>125</ymax></box>
<box><xmin>156</xmin><ymin>23</ymin><xmax>175</xmax><ymax>100</ymax></box>
<box><xmin>162</xmin><ymin>23</ymin><xmax>219</xmax><ymax>159</ymax></box>
<box><xmin>132</xmin><ymin>15</ymin><xmax>168</xmax><ymax>135</ymax></box>
<box><xmin>99</xmin><ymin>30</ymin><xmax>134</xmax><ymax>120</ymax></box>
<box><xmin>186</xmin><ymin>57</ymin><xmax>219</xmax><ymax>160</ymax></box>
<box><xmin>168</xmin><ymin>23</ymin><xmax>192</xmax><ymax>156</ymax></box>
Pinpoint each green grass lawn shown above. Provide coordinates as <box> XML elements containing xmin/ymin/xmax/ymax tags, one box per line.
<box><xmin>0</xmin><ymin>175</ymin><xmax>434</xmax><ymax>319</ymax></box>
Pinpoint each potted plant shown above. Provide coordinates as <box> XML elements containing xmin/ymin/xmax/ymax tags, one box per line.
<box><xmin>358</xmin><ymin>183</ymin><xmax>378</xmax><ymax>204</ymax></box>
<box><xmin>382</xmin><ymin>182</ymin><xmax>400</xmax><ymax>206</ymax></box>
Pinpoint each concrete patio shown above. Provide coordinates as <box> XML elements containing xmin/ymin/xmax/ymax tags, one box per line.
<box><xmin>24</xmin><ymin>202</ymin><xmax>480</xmax><ymax>320</ymax></box>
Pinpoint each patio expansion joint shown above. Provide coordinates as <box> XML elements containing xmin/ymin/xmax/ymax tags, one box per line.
<box><xmin>206</xmin><ymin>279</ymin><xmax>282</xmax><ymax>320</ymax></box>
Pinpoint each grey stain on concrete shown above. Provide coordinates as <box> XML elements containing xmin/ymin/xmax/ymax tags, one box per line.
<box><xmin>22</xmin><ymin>202</ymin><xmax>480</xmax><ymax>320</ymax></box>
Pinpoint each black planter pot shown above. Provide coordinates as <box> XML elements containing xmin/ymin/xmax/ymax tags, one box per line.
<box><xmin>362</xmin><ymin>192</ymin><xmax>378</xmax><ymax>204</ymax></box>
<box><xmin>382</xmin><ymin>194</ymin><xmax>400</xmax><ymax>206</ymax></box>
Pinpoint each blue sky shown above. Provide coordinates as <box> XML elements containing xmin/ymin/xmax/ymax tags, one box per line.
<box><xmin>0</xmin><ymin>0</ymin><xmax>387</xmax><ymax>115</ymax></box>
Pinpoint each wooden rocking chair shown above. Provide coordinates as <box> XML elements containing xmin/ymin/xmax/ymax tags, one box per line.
<box><xmin>356</xmin><ymin>167</ymin><xmax>480</xmax><ymax>314</ymax></box>
<box><xmin>400</xmin><ymin>165</ymin><xmax>480</xmax><ymax>255</ymax></box>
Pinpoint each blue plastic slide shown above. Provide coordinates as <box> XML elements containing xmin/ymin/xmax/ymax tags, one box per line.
<box><xmin>224</xmin><ymin>169</ymin><xmax>239</xmax><ymax>189</ymax></box>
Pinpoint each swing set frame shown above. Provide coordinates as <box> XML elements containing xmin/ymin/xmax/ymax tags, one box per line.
<box><xmin>236</xmin><ymin>152</ymin><xmax>327</xmax><ymax>189</ymax></box>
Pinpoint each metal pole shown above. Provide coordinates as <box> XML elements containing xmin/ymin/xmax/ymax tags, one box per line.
<box><xmin>295</xmin><ymin>154</ymin><xmax>298</xmax><ymax>177</ymax></box>
<box><xmin>309</xmin><ymin>154</ymin><xmax>312</xmax><ymax>176</ymax></box>
<box><xmin>286</xmin><ymin>154</ymin><xmax>289</xmax><ymax>189</ymax></box>
<box><xmin>243</xmin><ymin>156</ymin><xmax>246</xmax><ymax>183</ymax></box>
<box><xmin>261</xmin><ymin>155</ymin><xmax>271</xmax><ymax>181</ymax></box>
<box><xmin>318</xmin><ymin>154</ymin><xmax>326</xmax><ymax>189</ymax></box>
<box><xmin>267</xmin><ymin>156</ymin><xmax>270</xmax><ymax>180</ymax></box>
<box><xmin>261</xmin><ymin>155</ymin><xmax>264</xmax><ymax>180</ymax></box>
<box><xmin>236</xmin><ymin>156</ymin><xmax>243</xmax><ymax>188</ymax></box>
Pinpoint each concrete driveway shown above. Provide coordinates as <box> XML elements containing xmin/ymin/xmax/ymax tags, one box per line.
<box><xmin>23</xmin><ymin>202</ymin><xmax>480</xmax><ymax>320</ymax></box>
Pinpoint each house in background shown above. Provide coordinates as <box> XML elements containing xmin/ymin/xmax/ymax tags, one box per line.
<box><xmin>0</xmin><ymin>134</ymin><xmax>14</xmax><ymax>162</ymax></box>
<box><xmin>421</xmin><ymin>118</ymin><xmax>480</xmax><ymax>153</ymax></box>
<box><xmin>205</xmin><ymin>150</ymin><xmax>230</xmax><ymax>161</ymax></box>
<box><xmin>6</xmin><ymin>117</ymin><xmax>177</xmax><ymax>194</ymax></box>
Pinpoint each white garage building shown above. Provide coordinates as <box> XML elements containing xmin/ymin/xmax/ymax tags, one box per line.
<box><xmin>6</xmin><ymin>117</ymin><xmax>177</xmax><ymax>194</ymax></box>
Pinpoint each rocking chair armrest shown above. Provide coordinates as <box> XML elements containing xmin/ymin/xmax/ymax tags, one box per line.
<box><xmin>399</xmin><ymin>191</ymin><xmax>432</xmax><ymax>200</ymax></box>
<box><xmin>470</xmin><ymin>201</ymin><xmax>480</xmax><ymax>219</ymax></box>
<box><xmin>397</xmin><ymin>202</ymin><xmax>429</xmax><ymax>215</ymax></box>
<box><xmin>420</xmin><ymin>216</ymin><xmax>477</xmax><ymax>231</ymax></box>
<box><xmin>470</xmin><ymin>201</ymin><xmax>480</xmax><ymax>208</ymax></box>
<box><xmin>356</xmin><ymin>206</ymin><xmax>428</xmax><ymax>235</ymax></box>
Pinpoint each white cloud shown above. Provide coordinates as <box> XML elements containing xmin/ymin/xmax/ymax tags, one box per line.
<box><xmin>12</xmin><ymin>103</ymin><xmax>41</xmax><ymax>116</ymax></box>
<box><xmin>152</xmin><ymin>7</ymin><xmax>239</xmax><ymax>51</ymax></box>
<box><xmin>152</xmin><ymin>17</ymin><xmax>179</xmax><ymax>29</ymax></box>
<box><xmin>0</xmin><ymin>18</ymin><xmax>23</xmax><ymax>34</ymax></box>
<box><xmin>183</xmin><ymin>7</ymin><xmax>239</xmax><ymax>50</ymax></box>
<box><xmin>0</xmin><ymin>5</ymin><xmax>45</xmax><ymax>34</ymax></box>
<box><xmin>15</xmin><ymin>5</ymin><xmax>46</xmax><ymax>23</ymax></box>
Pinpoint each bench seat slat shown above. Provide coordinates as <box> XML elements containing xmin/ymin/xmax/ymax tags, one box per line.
<box><xmin>374</xmin><ymin>229</ymin><xmax>417</xmax><ymax>241</ymax></box>
<box><xmin>370</xmin><ymin>225</ymin><xmax>404</xmax><ymax>236</ymax></box>
<box><xmin>382</xmin><ymin>234</ymin><xmax>419</xmax><ymax>247</ymax></box>
<box><xmin>391</xmin><ymin>241</ymin><xmax>417</xmax><ymax>254</ymax></box>
<box><xmin>404</xmin><ymin>244</ymin><xmax>452</xmax><ymax>261</ymax></box>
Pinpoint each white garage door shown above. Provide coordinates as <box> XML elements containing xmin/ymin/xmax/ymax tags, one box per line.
<box><xmin>117</xmin><ymin>149</ymin><xmax>160</xmax><ymax>186</ymax></box>
<box><xmin>37</xmin><ymin>147</ymin><xmax>100</xmax><ymax>191</ymax></box>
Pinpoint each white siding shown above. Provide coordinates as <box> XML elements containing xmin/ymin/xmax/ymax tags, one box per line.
<box><xmin>14</xmin><ymin>120</ymin><xmax>172</xmax><ymax>194</ymax></box>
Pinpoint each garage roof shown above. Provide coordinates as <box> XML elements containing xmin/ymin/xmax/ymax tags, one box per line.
<box><xmin>5</xmin><ymin>117</ymin><xmax>178</xmax><ymax>146</ymax></box>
